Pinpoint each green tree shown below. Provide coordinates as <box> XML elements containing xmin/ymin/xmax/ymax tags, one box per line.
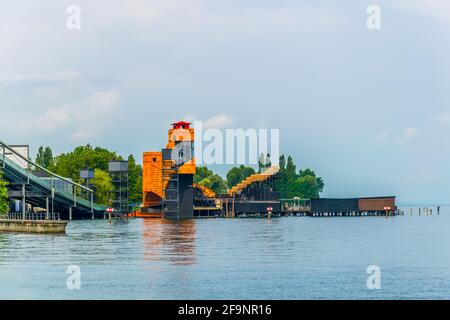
<box><xmin>194</xmin><ymin>167</ymin><xmax>214</xmax><ymax>184</ymax></box>
<box><xmin>51</xmin><ymin>145</ymin><xmax>121</xmax><ymax>182</ymax></box>
<box><xmin>287</xmin><ymin>168</ymin><xmax>325</xmax><ymax>199</ymax></box>
<box><xmin>274</xmin><ymin>155</ymin><xmax>325</xmax><ymax>199</ymax></box>
<box><xmin>286</xmin><ymin>156</ymin><xmax>296</xmax><ymax>182</ymax></box>
<box><xmin>279</xmin><ymin>154</ymin><xmax>286</xmax><ymax>171</ymax></box>
<box><xmin>128</xmin><ymin>155</ymin><xmax>143</xmax><ymax>204</ymax></box>
<box><xmin>195</xmin><ymin>167</ymin><xmax>227</xmax><ymax>194</ymax></box>
<box><xmin>298</xmin><ymin>169</ymin><xmax>325</xmax><ymax>195</ymax></box>
<box><xmin>226</xmin><ymin>165</ymin><xmax>255</xmax><ymax>188</ymax></box>
<box><xmin>36</xmin><ymin>146</ymin><xmax>54</xmax><ymax>169</ymax></box>
<box><xmin>200</xmin><ymin>174</ymin><xmax>227</xmax><ymax>195</ymax></box>
<box><xmin>316</xmin><ymin>176</ymin><xmax>325</xmax><ymax>193</ymax></box>
<box><xmin>288</xmin><ymin>175</ymin><xmax>320</xmax><ymax>199</ymax></box>
<box><xmin>0</xmin><ymin>169</ymin><xmax>9</xmax><ymax>213</ymax></box>
<box><xmin>274</xmin><ymin>155</ymin><xmax>289</xmax><ymax>198</ymax></box>
<box><xmin>36</xmin><ymin>146</ymin><xmax>45</xmax><ymax>167</ymax></box>
<box><xmin>91</xmin><ymin>168</ymin><xmax>113</xmax><ymax>205</ymax></box>
<box><xmin>298</xmin><ymin>168</ymin><xmax>315</xmax><ymax>178</ymax></box>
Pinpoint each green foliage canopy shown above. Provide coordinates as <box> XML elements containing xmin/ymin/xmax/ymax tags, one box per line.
<box><xmin>128</xmin><ymin>154</ymin><xmax>143</xmax><ymax>204</ymax></box>
<box><xmin>194</xmin><ymin>167</ymin><xmax>214</xmax><ymax>184</ymax></box>
<box><xmin>0</xmin><ymin>170</ymin><xmax>9</xmax><ymax>213</ymax></box>
<box><xmin>194</xmin><ymin>167</ymin><xmax>227</xmax><ymax>195</ymax></box>
<box><xmin>50</xmin><ymin>145</ymin><xmax>121</xmax><ymax>183</ymax></box>
<box><xmin>275</xmin><ymin>155</ymin><xmax>324</xmax><ymax>199</ymax></box>
<box><xmin>35</xmin><ymin>146</ymin><xmax>54</xmax><ymax>169</ymax></box>
<box><xmin>226</xmin><ymin>165</ymin><xmax>255</xmax><ymax>189</ymax></box>
<box><xmin>91</xmin><ymin>168</ymin><xmax>113</xmax><ymax>205</ymax></box>
<box><xmin>35</xmin><ymin>145</ymin><xmax>143</xmax><ymax>205</ymax></box>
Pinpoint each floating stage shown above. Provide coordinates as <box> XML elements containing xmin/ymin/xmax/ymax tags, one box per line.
<box><xmin>132</xmin><ymin>211</ymin><xmax>162</xmax><ymax>219</ymax></box>
<box><xmin>133</xmin><ymin>121</ymin><xmax>398</xmax><ymax>220</ymax></box>
<box><xmin>220</xmin><ymin>199</ymin><xmax>282</xmax><ymax>218</ymax></box>
<box><xmin>131</xmin><ymin>196</ymin><xmax>399</xmax><ymax>219</ymax></box>
<box><xmin>129</xmin><ymin>206</ymin><xmax>222</xmax><ymax>219</ymax></box>
<box><xmin>193</xmin><ymin>206</ymin><xmax>221</xmax><ymax>218</ymax></box>
<box><xmin>130</xmin><ymin>205</ymin><xmax>163</xmax><ymax>218</ymax></box>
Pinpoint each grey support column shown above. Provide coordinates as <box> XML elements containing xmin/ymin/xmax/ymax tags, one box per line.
<box><xmin>22</xmin><ymin>184</ymin><xmax>26</xmax><ymax>220</ymax></box>
<box><xmin>51</xmin><ymin>177</ymin><xmax>54</xmax><ymax>218</ymax></box>
<box><xmin>91</xmin><ymin>192</ymin><xmax>94</xmax><ymax>220</ymax></box>
<box><xmin>46</xmin><ymin>197</ymin><xmax>49</xmax><ymax>220</ymax></box>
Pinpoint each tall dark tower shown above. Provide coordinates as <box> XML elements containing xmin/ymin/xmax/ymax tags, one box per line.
<box><xmin>80</xmin><ymin>168</ymin><xmax>94</xmax><ymax>200</ymax></box>
<box><xmin>161</xmin><ymin>121</ymin><xmax>195</xmax><ymax>219</ymax></box>
<box><xmin>108</xmin><ymin>160</ymin><xmax>129</xmax><ymax>215</ymax></box>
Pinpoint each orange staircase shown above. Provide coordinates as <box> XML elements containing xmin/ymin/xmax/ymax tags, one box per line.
<box><xmin>193</xmin><ymin>183</ymin><xmax>216</xmax><ymax>198</ymax></box>
<box><xmin>228</xmin><ymin>166</ymin><xmax>280</xmax><ymax>196</ymax></box>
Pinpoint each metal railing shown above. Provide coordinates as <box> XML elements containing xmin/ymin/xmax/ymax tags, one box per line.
<box><xmin>0</xmin><ymin>140</ymin><xmax>92</xmax><ymax>193</ymax></box>
<box><xmin>0</xmin><ymin>140</ymin><xmax>101</xmax><ymax>213</ymax></box>
<box><xmin>0</xmin><ymin>212</ymin><xmax>61</xmax><ymax>221</ymax></box>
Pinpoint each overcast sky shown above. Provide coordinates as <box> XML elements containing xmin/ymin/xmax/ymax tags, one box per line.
<box><xmin>1</xmin><ymin>0</ymin><xmax>450</xmax><ymax>204</ymax></box>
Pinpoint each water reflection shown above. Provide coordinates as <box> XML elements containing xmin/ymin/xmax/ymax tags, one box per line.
<box><xmin>142</xmin><ymin>218</ymin><xmax>196</xmax><ymax>265</ymax></box>
<box><xmin>0</xmin><ymin>234</ymin><xmax>10</xmax><ymax>262</ymax></box>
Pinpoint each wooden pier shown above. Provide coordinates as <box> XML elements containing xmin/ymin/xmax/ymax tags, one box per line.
<box><xmin>0</xmin><ymin>212</ymin><xmax>68</xmax><ymax>233</ymax></box>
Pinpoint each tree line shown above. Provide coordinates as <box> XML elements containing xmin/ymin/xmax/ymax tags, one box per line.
<box><xmin>36</xmin><ymin>148</ymin><xmax>325</xmax><ymax>203</ymax></box>
<box><xmin>0</xmin><ymin>148</ymin><xmax>325</xmax><ymax>213</ymax></box>
<box><xmin>34</xmin><ymin>145</ymin><xmax>142</xmax><ymax>206</ymax></box>
<box><xmin>195</xmin><ymin>154</ymin><xmax>324</xmax><ymax>199</ymax></box>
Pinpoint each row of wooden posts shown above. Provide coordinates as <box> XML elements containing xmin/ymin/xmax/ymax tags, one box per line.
<box><xmin>408</xmin><ymin>206</ymin><xmax>440</xmax><ymax>215</ymax></box>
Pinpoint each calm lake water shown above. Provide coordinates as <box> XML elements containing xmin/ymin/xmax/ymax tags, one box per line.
<box><xmin>1</xmin><ymin>206</ymin><xmax>449</xmax><ymax>300</ymax></box>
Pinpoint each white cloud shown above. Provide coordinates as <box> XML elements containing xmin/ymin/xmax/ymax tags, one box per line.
<box><xmin>376</xmin><ymin>129</ymin><xmax>392</xmax><ymax>142</ymax></box>
<box><xmin>394</xmin><ymin>127</ymin><xmax>420</xmax><ymax>144</ymax></box>
<box><xmin>376</xmin><ymin>127</ymin><xmax>420</xmax><ymax>144</ymax></box>
<box><xmin>203</xmin><ymin>113</ymin><xmax>234</xmax><ymax>129</ymax></box>
<box><xmin>70</xmin><ymin>130</ymin><xmax>94</xmax><ymax>141</ymax></box>
<box><xmin>35</xmin><ymin>91</ymin><xmax>120</xmax><ymax>131</ymax></box>
<box><xmin>170</xmin><ymin>113</ymin><xmax>234</xmax><ymax>130</ymax></box>
<box><xmin>0</xmin><ymin>91</ymin><xmax>121</xmax><ymax>142</ymax></box>
<box><xmin>432</xmin><ymin>112</ymin><xmax>450</xmax><ymax>125</ymax></box>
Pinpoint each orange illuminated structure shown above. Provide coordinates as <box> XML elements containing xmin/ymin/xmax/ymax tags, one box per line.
<box><xmin>143</xmin><ymin>152</ymin><xmax>163</xmax><ymax>207</ymax></box>
<box><xmin>139</xmin><ymin>121</ymin><xmax>196</xmax><ymax>219</ymax></box>
<box><xmin>164</xmin><ymin>121</ymin><xmax>196</xmax><ymax>176</ymax></box>
<box><xmin>193</xmin><ymin>183</ymin><xmax>216</xmax><ymax>199</ymax></box>
<box><xmin>228</xmin><ymin>166</ymin><xmax>280</xmax><ymax>196</ymax></box>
